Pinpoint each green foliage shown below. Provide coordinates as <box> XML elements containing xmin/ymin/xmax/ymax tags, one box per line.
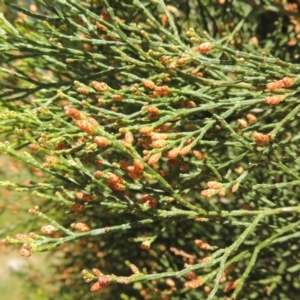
<box><xmin>0</xmin><ymin>0</ymin><xmax>300</xmax><ymax>299</ymax></box>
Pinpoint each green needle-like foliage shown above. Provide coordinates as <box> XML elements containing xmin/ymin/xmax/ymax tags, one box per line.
<box><xmin>0</xmin><ymin>0</ymin><xmax>300</xmax><ymax>299</ymax></box>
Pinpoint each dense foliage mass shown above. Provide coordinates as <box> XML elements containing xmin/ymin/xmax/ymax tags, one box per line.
<box><xmin>0</xmin><ymin>0</ymin><xmax>300</xmax><ymax>299</ymax></box>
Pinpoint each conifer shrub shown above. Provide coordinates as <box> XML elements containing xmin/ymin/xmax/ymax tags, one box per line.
<box><xmin>0</xmin><ymin>1</ymin><xmax>300</xmax><ymax>299</ymax></box>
